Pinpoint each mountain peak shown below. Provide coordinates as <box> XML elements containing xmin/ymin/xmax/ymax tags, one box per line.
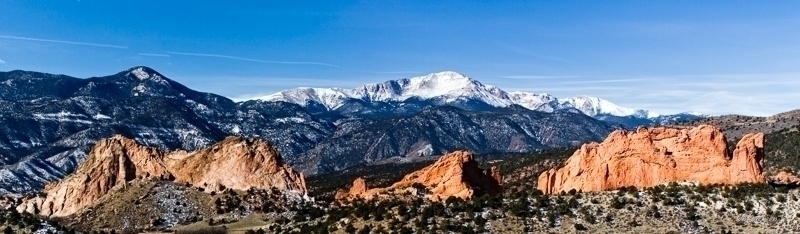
<box><xmin>255</xmin><ymin>71</ymin><xmax>683</xmax><ymax>119</ymax></box>
<box><xmin>424</xmin><ymin>71</ymin><xmax>470</xmax><ymax>80</ymax></box>
<box><xmin>124</xmin><ymin>66</ymin><xmax>163</xmax><ymax>81</ymax></box>
<box><xmin>562</xmin><ymin>96</ymin><xmax>658</xmax><ymax>118</ymax></box>
<box><xmin>396</xmin><ymin>71</ymin><xmax>503</xmax><ymax>102</ymax></box>
<box><xmin>409</xmin><ymin>71</ymin><xmax>475</xmax><ymax>86</ymax></box>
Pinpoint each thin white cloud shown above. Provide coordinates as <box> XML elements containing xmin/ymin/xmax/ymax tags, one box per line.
<box><xmin>357</xmin><ymin>70</ymin><xmax>419</xmax><ymax>74</ymax></box>
<box><xmin>0</xmin><ymin>58</ymin><xmax>5</xmax><ymax>64</ymax></box>
<box><xmin>548</xmin><ymin>78</ymin><xmax>655</xmax><ymax>85</ymax></box>
<box><xmin>0</xmin><ymin>35</ymin><xmax>128</xmax><ymax>49</ymax></box>
<box><xmin>516</xmin><ymin>86</ymin><xmax>632</xmax><ymax>92</ymax></box>
<box><xmin>499</xmin><ymin>75</ymin><xmax>581</xmax><ymax>79</ymax></box>
<box><xmin>166</xmin><ymin>51</ymin><xmax>340</xmax><ymax>68</ymax></box>
<box><xmin>669</xmin><ymin>80</ymin><xmax>800</xmax><ymax>88</ymax></box>
<box><xmin>137</xmin><ymin>53</ymin><xmax>170</xmax><ymax>57</ymax></box>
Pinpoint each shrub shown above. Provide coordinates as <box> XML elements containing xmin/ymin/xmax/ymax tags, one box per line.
<box><xmin>574</xmin><ymin>223</ymin><xmax>588</xmax><ymax>231</ymax></box>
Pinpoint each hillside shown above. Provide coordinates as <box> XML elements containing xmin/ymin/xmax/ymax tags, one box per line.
<box><xmin>5</xmin><ymin>126</ymin><xmax>800</xmax><ymax>233</ymax></box>
<box><xmin>672</xmin><ymin>109</ymin><xmax>800</xmax><ymax>139</ymax></box>
<box><xmin>298</xmin><ymin>106</ymin><xmax>613</xmax><ymax>174</ymax></box>
<box><xmin>764</xmin><ymin>124</ymin><xmax>800</xmax><ymax>174</ymax></box>
<box><xmin>0</xmin><ymin>67</ymin><xmax>617</xmax><ymax>195</ymax></box>
<box><xmin>173</xmin><ymin>149</ymin><xmax>800</xmax><ymax>234</ymax></box>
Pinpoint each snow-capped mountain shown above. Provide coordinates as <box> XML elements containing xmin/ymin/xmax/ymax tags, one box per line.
<box><xmin>561</xmin><ymin>96</ymin><xmax>658</xmax><ymax>119</ymax></box>
<box><xmin>0</xmin><ymin>67</ymin><xmax>335</xmax><ymax>194</ymax></box>
<box><xmin>263</xmin><ymin>71</ymin><xmax>515</xmax><ymax>110</ymax></box>
<box><xmin>264</xmin><ymin>87</ymin><xmax>354</xmax><ymax>110</ymax></box>
<box><xmin>257</xmin><ymin>71</ymin><xmax>672</xmax><ymax>120</ymax></box>
<box><xmin>507</xmin><ymin>91</ymin><xmax>562</xmax><ymax>112</ymax></box>
<box><xmin>0</xmin><ymin>67</ymin><xmax>616</xmax><ymax>195</ymax></box>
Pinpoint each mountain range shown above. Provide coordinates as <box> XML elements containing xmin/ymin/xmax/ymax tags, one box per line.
<box><xmin>0</xmin><ymin>67</ymin><xmax>694</xmax><ymax>195</ymax></box>
<box><xmin>257</xmin><ymin>71</ymin><xmax>702</xmax><ymax>125</ymax></box>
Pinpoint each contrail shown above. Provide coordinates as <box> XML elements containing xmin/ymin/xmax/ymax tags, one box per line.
<box><xmin>137</xmin><ymin>53</ymin><xmax>170</xmax><ymax>57</ymax></box>
<box><xmin>166</xmin><ymin>51</ymin><xmax>340</xmax><ymax>68</ymax></box>
<box><xmin>0</xmin><ymin>35</ymin><xmax>128</xmax><ymax>49</ymax></box>
<box><xmin>0</xmin><ymin>58</ymin><xmax>5</xmax><ymax>64</ymax></box>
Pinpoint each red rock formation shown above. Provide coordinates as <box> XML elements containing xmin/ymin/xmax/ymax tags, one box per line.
<box><xmin>17</xmin><ymin>136</ymin><xmax>172</xmax><ymax>217</ymax></box>
<box><xmin>19</xmin><ymin>135</ymin><xmax>306</xmax><ymax>217</ymax></box>
<box><xmin>166</xmin><ymin>136</ymin><xmax>306</xmax><ymax>193</ymax></box>
<box><xmin>334</xmin><ymin>177</ymin><xmax>368</xmax><ymax>201</ymax></box>
<box><xmin>769</xmin><ymin>171</ymin><xmax>800</xmax><ymax>186</ymax></box>
<box><xmin>336</xmin><ymin>151</ymin><xmax>502</xmax><ymax>202</ymax></box>
<box><xmin>537</xmin><ymin>125</ymin><xmax>765</xmax><ymax>194</ymax></box>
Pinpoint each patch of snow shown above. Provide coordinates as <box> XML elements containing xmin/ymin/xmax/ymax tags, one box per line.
<box><xmin>129</xmin><ymin>67</ymin><xmax>151</xmax><ymax>80</ymax></box>
<box><xmin>276</xmin><ymin>117</ymin><xmax>307</xmax><ymax>124</ymax></box>
<box><xmin>682</xmin><ymin>111</ymin><xmax>705</xmax><ymax>116</ymax></box>
<box><xmin>32</xmin><ymin>111</ymin><xmax>94</xmax><ymax>124</ymax></box>
<box><xmin>10</xmin><ymin>140</ymin><xmax>38</xmax><ymax>148</ymax></box>
<box><xmin>47</xmin><ymin>149</ymin><xmax>87</xmax><ymax>169</ymax></box>
<box><xmin>508</xmin><ymin>91</ymin><xmax>562</xmax><ymax>112</ymax></box>
<box><xmin>413</xmin><ymin>144</ymin><xmax>434</xmax><ymax>157</ymax></box>
<box><xmin>34</xmin><ymin>221</ymin><xmax>66</xmax><ymax>234</ymax></box>
<box><xmin>185</xmin><ymin>99</ymin><xmax>213</xmax><ymax>114</ymax></box>
<box><xmin>93</xmin><ymin>113</ymin><xmax>111</xmax><ymax>119</ymax></box>
<box><xmin>133</xmin><ymin>83</ymin><xmax>148</xmax><ymax>93</ymax></box>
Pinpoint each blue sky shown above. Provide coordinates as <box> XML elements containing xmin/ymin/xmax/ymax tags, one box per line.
<box><xmin>1</xmin><ymin>1</ymin><xmax>799</xmax><ymax>116</ymax></box>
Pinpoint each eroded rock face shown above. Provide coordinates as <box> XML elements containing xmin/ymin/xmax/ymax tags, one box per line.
<box><xmin>19</xmin><ymin>135</ymin><xmax>306</xmax><ymax>217</ymax></box>
<box><xmin>334</xmin><ymin>177</ymin><xmax>368</xmax><ymax>201</ymax></box>
<box><xmin>336</xmin><ymin>151</ymin><xmax>502</xmax><ymax>202</ymax></box>
<box><xmin>537</xmin><ymin>125</ymin><xmax>766</xmax><ymax>194</ymax></box>
<box><xmin>166</xmin><ymin>136</ymin><xmax>307</xmax><ymax>193</ymax></box>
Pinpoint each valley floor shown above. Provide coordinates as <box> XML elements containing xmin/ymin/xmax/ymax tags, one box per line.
<box><xmin>156</xmin><ymin>183</ymin><xmax>799</xmax><ymax>234</ymax></box>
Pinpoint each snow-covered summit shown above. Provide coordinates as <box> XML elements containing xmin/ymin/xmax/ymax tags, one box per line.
<box><xmin>508</xmin><ymin>92</ymin><xmax>561</xmax><ymax>112</ymax></box>
<box><xmin>255</xmin><ymin>71</ymin><xmax>666</xmax><ymax>118</ymax></box>
<box><xmin>393</xmin><ymin>71</ymin><xmax>494</xmax><ymax>99</ymax></box>
<box><xmin>129</xmin><ymin>67</ymin><xmax>152</xmax><ymax>80</ymax></box>
<box><xmin>351</xmin><ymin>71</ymin><xmax>512</xmax><ymax>105</ymax></box>
<box><xmin>561</xmin><ymin>96</ymin><xmax>659</xmax><ymax>118</ymax></box>
<box><xmin>124</xmin><ymin>66</ymin><xmax>162</xmax><ymax>80</ymax></box>
<box><xmin>258</xmin><ymin>71</ymin><xmax>514</xmax><ymax>110</ymax></box>
<box><xmin>264</xmin><ymin>87</ymin><xmax>353</xmax><ymax>110</ymax></box>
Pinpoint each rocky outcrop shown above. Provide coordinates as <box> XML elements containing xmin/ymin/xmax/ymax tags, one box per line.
<box><xmin>336</xmin><ymin>151</ymin><xmax>502</xmax><ymax>202</ymax></box>
<box><xmin>19</xmin><ymin>135</ymin><xmax>306</xmax><ymax>217</ymax></box>
<box><xmin>769</xmin><ymin>171</ymin><xmax>800</xmax><ymax>186</ymax></box>
<box><xmin>166</xmin><ymin>137</ymin><xmax>306</xmax><ymax>193</ymax></box>
<box><xmin>537</xmin><ymin>125</ymin><xmax>766</xmax><ymax>194</ymax></box>
<box><xmin>334</xmin><ymin>177</ymin><xmax>369</xmax><ymax>201</ymax></box>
